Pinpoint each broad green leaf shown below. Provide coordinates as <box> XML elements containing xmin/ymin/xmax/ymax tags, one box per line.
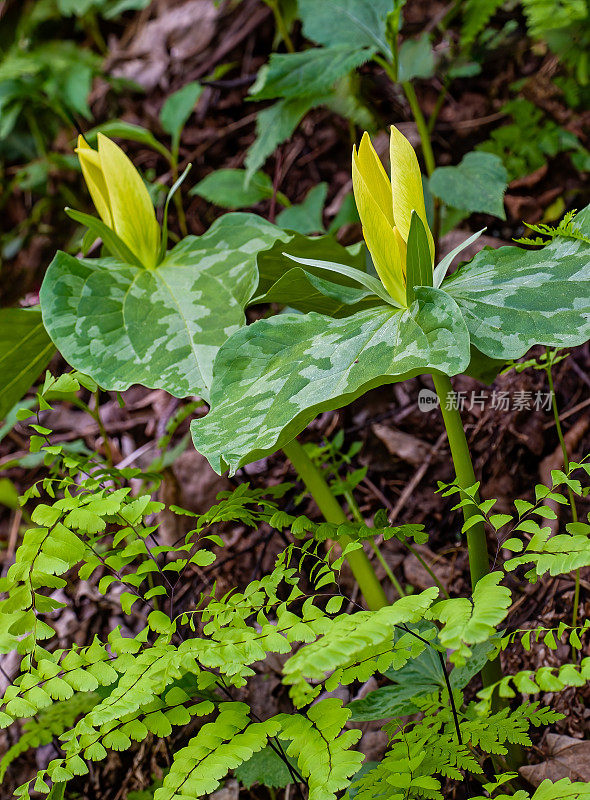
<box><xmin>245</xmin><ymin>95</ymin><xmax>320</xmax><ymax>182</ymax></box>
<box><xmin>443</xmin><ymin>230</ymin><xmax>590</xmax><ymax>359</ymax></box>
<box><xmin>328</xmin><ymin>192</ymin><xmax>360</xmax><ymax>232</ymax></box>
<box><xmin>347</xmin><ymin>683</ymin><xmax>429</xmax><ymax>721</ymax></box>
<box><xmin>191</xmin><ymin>287</ymin><xmax>470</xmax><ymax>474</ymax></box>
<box><xmin>430</xmin><ymin>152</ymin><xmax>508</xmax><ymax>219</ymax></box>
<box><xmin>84</xmin><ymin>120</ymin><xmax>171</xmax><ymax>160</ymax></box>
<box><xmin>397</xmin><ymin>33</ymin><xmax>435</xmax><ymax>82</ymax></box>
<box><xmin>190</xmin><ymin>168</ymin><xmax>282</xmax><ymax>209</ymax></box>
<box><xmin>349</xmin><ymin>643</ymin><xmax>442</xmax><ymax>721</ymax></box>
<box><xmin>276</xmin><ymin>183</ymin><xmax>328</xmax><ymax>234</ymax></box>
<box><xmin>281</xmin><ymin>254</ymin><xmax>400</xmax><ymax>307</ymax></box>
<box><xmin>254</xmin><ymin>232</ymin><xmax>377</xmax><ymax>315</ymax></box>
<box><xmin>0</xmin><ymin>308</ymin><xmax>55</xmax><ymax>422</ymax></box>
<box><xmin>65</xmin><ymin>208</ymin><xmax>143</xmax><ymax>267</ymax></box>
<box><xmin>433</xmin><ymin>228</ymin><xmax>485</xmax><ymax>288</ymax></box>
<box><xmin>299</xmin><ymin>0</ymin><xmax>392</xmax><ymax>53</ymax></box>
<box><xmin>405</xmin><ymin>211</ymin><xmax>433</xmax><ymax>305</ymax></box>
<box><xmin>235</xmin><ymin>745</ymin><xmax>296</xmax><ymax>789</ymax></box>
<box><xmin>40</xmin><ymin>214</ymin><xmax>289</xmax><ymax>402</ymax></box>
<box><xmin>256</xmin><ymin>268</ymin><xmax>380</xmax><ymax>317</ymax></box>
<box><xmin>159</xmin><ymin>82</ymin><xmax>203</xmax><ymax>153</ymax></box>
<box><xmin>250</xmin><ymin>45</ymin><xmax>376</xmax><ymax>100</ymax></box>
<box><xmin>256</xmin><ymin>231</ymin><xmax>367</xmax><ymax>296</ymax></box>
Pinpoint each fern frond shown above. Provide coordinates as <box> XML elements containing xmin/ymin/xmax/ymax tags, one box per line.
<box><xmin>277</xmin><ymin>699</ymin><xmax>363</xmax><ymax>800</ymax></box>
<box><xmin>428</xmin><ymin>572</ymin><xmax>511</xmax><ymax>664</ymax></box>
<box><xmin>154</xmin><ymin>703</ymin><xmax>278</xmax><ymax>800</ymax></box>
<box><xmin>461</xmin><ymin>0</ymin><xmax>506</xmax><ymax>45</ymax></box>
<box><xmin>283</xmin><ymin>589</ymin><xmax>438</xmax><ymax>706</ymax></box>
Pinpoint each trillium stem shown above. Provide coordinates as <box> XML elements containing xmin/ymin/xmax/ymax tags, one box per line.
<box><xmin>431</xmin><ymin>372</ymin><xmax>490</xmax><ymax>587</ymax></box>
<box><xmin>283</xmin><ymin>439</ymin><xmax>388</xmax><ymax>611</ymax></box>
<box><xmin>431</xmin><ymin>372</ymin><xmax>503</xmax><ymax>690</ymax></box>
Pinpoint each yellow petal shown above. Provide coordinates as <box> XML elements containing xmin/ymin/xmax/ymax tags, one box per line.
<box><xmin>355</xmin><ymin>132</ymin><xmax>394</xmax><ymax>226</ymax></box>
<box><xmin>75</xmin><ymin>135</ymin><xmax>114</xmax><ymax>229</ymax></box>
<box><xmin>97</xmin><ymin>133</ymin><xmax>160</xmax><ymax>269</ymax></box>
<box><xmin>352</xmin><ymin>150</ymin><xmax>406</xmax><ymax>305</ymax></box>
<box><xmin>389</xmin><ymin>124</ymin><xmax>434</xmax><ymax>262</ymax></box>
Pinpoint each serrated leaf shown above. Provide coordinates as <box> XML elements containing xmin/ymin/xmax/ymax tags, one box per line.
<box><xmin>40</xmin><ymin>214</ymin><xmax>288</xmax><ymax>402</ymax></box>
<box><xmin>245</xmin><ymin>95</ymin><xmax>320</xmax><ymax>182</ymax></box>
<box><xmin>299</xmin><ymin>0</ymin><xmax>392</xmax><ymax>53</ymax></box>
<box><xmin>430</xmin><ymin>152</ymin><xmax>508</xmax><ymax>219</ymax></box>
<box><xmin>250</xmin><ymin>45</ymin><xmax>375</xmax><ymax>100</ymax></box>
<box><xmin>191</xmin><ymin>287</ymin><xmax>470</xmax><ymax>474</ymax></box>
<box><xmin>0</xmin><ymin>308</ymin><xmax>55</xmax><ymax>422</ymax></box>
<box><xmin>443</xmin><ymin>211</ymin><xmax>590</xmax><ymax>360</ymax></box>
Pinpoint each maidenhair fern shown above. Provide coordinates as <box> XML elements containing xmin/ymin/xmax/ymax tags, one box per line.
<box><xmin>2</xmin><ymin>375</ymin><xmax>590</xmax><ymax>799</ymax></box>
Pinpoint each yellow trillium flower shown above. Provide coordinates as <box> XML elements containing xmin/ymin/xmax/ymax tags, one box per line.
<box><xmin>352</xmin><ymin>125</ymin><xmax>435</xmax><ymax>306</ymax></box>
<box><xmin>76</xmin><ymin>133</ymin><xmax>161</xmax><ymax>269</ymax></box>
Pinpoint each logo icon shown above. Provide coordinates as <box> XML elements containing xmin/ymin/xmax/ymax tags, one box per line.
<box><xmin>418</xmin><ymin>388</ymin><xmax>439</xmax><ymax>412</ymax></box>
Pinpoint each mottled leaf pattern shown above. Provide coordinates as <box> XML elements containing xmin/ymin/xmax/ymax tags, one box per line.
<box><xmin>191</xmin><ymin>288</ymin><xmax>470</xmax><ymax>474</ymax></box>
<box><xmin>443</xmin><ymin>234</ymin><xmax>590</xmax><ymax>359</ymax></box>
<box><xmin>40</xmin><ymin>214</ymin><xmax>288</xmax><ymax>401</ymax></box>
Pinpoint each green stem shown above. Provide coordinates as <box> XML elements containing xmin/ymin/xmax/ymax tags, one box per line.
<box><xmin>431</xmin><ymin>372</ymin><xmax>503</xmax><ymax>691</ymax></box>
<box><xmin>369</xmin><ymin>540</ymin><xmax>406</xmax><ymax>598</ymax></box>
<box><xmin>431</xmin><ymin>373</ymin><xmax>490</xmax><ymax>588</ymax></box>
<box><xmin>545</xmin><ymin>349</ymin><xmax>579</xmax><ymax>627</ymax></box>
<box><xmin>344</xmin><ymin>488</ymin><xmax>406</xmax><ymax>598</ymax></box>
<box><xmin>402</xmin><ymin>82</ymin><xmax>436</xmax><ymax>177</ymax></box>
<box><xmin>283</xmin><ymin>439</ymin><xmax>388</xmax><ymax>611</ymax></box>
<box><xmin>93</xmin><ymin>390</ymin><xmax>113</xmax><ymax>466</ymax></box>
<box><xmin>265</xmin><ymin>0</ymin><xmax>295</xmax><ymax>52</ymax></box>
<box><xmin>405</xmin><ymin>542</ymin><xmax>450</xmax><ymax>599</ymax></box>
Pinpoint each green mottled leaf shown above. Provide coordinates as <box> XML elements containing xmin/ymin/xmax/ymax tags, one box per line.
<box><xmin>191</xmin><ymin>288</ymin><xmax>470</xmax><ymax>474</ymax></box>
<box><xmin>276</xmin><ymin>184</ymin><xmax>328</xmax><ymax>234</ymax></box>
<box><xmin>189</xmin><ymin>168</ymin><xmax>280</xmax><ymax>209</ymax></box>
<box><xmin>40</xmin><ymin>214</ymin><xmax>288</xmax><ymax>402</ymax></box>
<box><xmin>0</xmin><ymin>308</ymin><xmax>55</xmax><ymax>422</ymax></box>
<box><xmin>250</xmin><ymin>46</ymin><xmax>376</xmax><ymax>100</ymax></box>
<box><xmin>430</xmin><ymin>152</ymin><xmax>508</xmax><ymax>219</ymax></box>
<box><xmin>397</xmin><ymin>33</ymin><xmax>435</xmax><ymax>82</ymax></box>
<box><xmin>443</xmin><ymin>230</ymin><xmax>590</xmax><ymax>359</ymax></box>
<box><xmin>299</xmin><ymin>0</ymin><xmax>392</xmax><ymax>53</ymax></box>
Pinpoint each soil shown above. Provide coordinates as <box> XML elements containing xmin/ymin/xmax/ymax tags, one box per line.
<box><xmin>1</xmin><ymin>0</ymin><xmax>590</xmax><ymax>797</ymax></box>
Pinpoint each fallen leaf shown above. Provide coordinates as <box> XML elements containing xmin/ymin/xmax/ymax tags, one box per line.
<box><xmin>520</xmin><ymin>734</ymin><xmax>590</xmax><ymax>785</ymax></box>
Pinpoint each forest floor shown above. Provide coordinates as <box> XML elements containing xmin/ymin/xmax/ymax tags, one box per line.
<box><xmin>1</xmin><ymin>0</ymin><xmax>590</xmax><ymax>795</ymax></box>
